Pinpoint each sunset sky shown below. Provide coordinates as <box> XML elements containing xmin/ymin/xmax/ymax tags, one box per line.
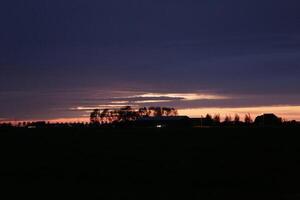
<box><xmin>1</xmin><ymin>0</ymin><xmax>300</xmax><ymax>122</ymax></box>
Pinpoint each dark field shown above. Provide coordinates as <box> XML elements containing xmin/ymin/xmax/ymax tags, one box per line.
<box><xmin>1</xmin><ymin>127</ymin><xmax>300</xmax><ymax>199</ymax></box>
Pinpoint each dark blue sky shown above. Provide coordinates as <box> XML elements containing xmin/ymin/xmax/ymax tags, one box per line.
<box><xmin>1</xmin><ymin>0</ymin><xmax>300</xmax><ymax>120</ymax></box>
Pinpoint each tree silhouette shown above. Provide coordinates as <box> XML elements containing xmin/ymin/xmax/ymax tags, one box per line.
<box><xmin>204</xmin><ymin>114</ymin><xmax>214</xmax><ymax>126</ymax></box>
<box><xmin>148</xmin><ymin>107</ymin><xmax>177</xmax><ymax>117</ymax></box>
<box><xmin>234</xmin><ymin>114</ymin><xmax>240</xmax><ymax>124</ymax></box>
<box><xmin>224</xmin><ymin>115</ymin><xmax>232</xmax><ymax>124</ymax></box>
<box><xmin>162</xmin><ymin>107</ymin><xmax>178</xmax><ymax>116</ymax></box>
<box><xmin>148</xmin><ymin>107</ymin><xmax>157</xmax><ymax>117</ymax></box>
<box><xmin>100</xmin><ymin>109</ymin><xmax>110</xmax><ymax>123</ymax></box>
<box><xmin>138</xmin><ymin>107</ymin><xmax>149</xmax><ymax>117</ymax></box>
<box><xmin>90</xmin><ymin>106</ymin><xmax>178</xmax><ymax>124</ymax></box>
<box><xmin>244</xmin><ymin>113</ymin><xmax>253</xmax><ymax>124</ymax></box>
<box><xmin>205</xmin><ymin>114</ymin><xmax>212</xmax><ymax>120</ymax></box>
<box><xmin>162</xmin><ymin>107</ymin><xmax>171</xmax><ymax>116</ymax></box>
<box><xmin>90</xmin><ymin>109</ymin><xmax>101</xmax><ymax>124</ymax></box>
<box><xmin>155</xmin><ymin>107</ymin><xmax>163</xmax><ymax>117</ymax></box>
<box><xmin>213</xmin><ymin>114</ymin><xmax>221</xmax><ymax>124</ymax></box>
<box><xmin>120</xmin><ymin>106</ymin><xmax>140</xmax><ymax>121</ymax></box>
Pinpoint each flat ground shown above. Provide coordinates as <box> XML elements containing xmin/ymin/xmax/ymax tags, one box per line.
<box><xmin>0</xmin><ymin>127</ymin><xmax>300</xmax><ymax>199</ymax></box>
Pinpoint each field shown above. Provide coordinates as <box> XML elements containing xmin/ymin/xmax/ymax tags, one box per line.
<box><xmin>1</xmin><ymin>127</ymin><xmax>300</xmax><ymax>199</ymax></box>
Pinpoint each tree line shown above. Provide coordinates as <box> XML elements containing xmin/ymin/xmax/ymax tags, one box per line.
<box><xmin>202</xmin><ymin>113</ymin><xmax>253</xmax><ymax>125</ymax></box>
<box><xmin>90</xmin><ymin>106</ymin><xmax>178</xmax><ymax>124</ymax></box>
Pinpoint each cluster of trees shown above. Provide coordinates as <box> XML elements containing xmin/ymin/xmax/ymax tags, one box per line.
<box><xmin>201</xmin><ymin>113</ymin><xmax>253</xmax><ymax>125</ymax></box>
<box><xmin>90</xmin><ymin>106</ymin><xmax>178</xmax><ymax>124</ymax></box>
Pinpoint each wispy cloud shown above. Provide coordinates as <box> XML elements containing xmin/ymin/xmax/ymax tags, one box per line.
<box><xmin>129</xmin><ymin>92</ymin><xmax>229</xmax><ymax>101</ymax></box>
<box><xmin>133</xmin><ymin>99</ymin><xmax>172</xmax><ymax>103</ymax></box>
<box><xmin>67</xmin><ymin>91</ymin><xmax>300</xmax><ymax>121</ymax></box>
<box><xmin>70</xmin><ymin>104</ymin><xmax>137</xmax><ymax>111</ymax></box>
<box><xmin>71</xmin><ymin>91</ymin><xmax>230</xmax><ymax>111</ymax></box>
<box><xmin>110</xmin><ymin>100</ymin><xmax>130</xmax><ymax>104</ymax></box>
<box><xmin>70</xmin><ymin>106</ymin><xmax>98</xmax><ymax>111</ymax></box>
<box><xmin>111</xmin><ymin>99</ymin><xmax>172</xmax><ymax>104</ymax></box>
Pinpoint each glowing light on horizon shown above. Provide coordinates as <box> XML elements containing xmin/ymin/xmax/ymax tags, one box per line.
<box><xmin>62</xmin><ymin>91</ymin><xmax>300</xmax><ymax>123</ymax></box>
<box><xmin>48</xmin><ymin>117</ymin><xmax>90</xmax><ymax>123</ymax></box>
<box><xmin>1</xmin><ymin>117</ymin><xmax>90</xmax><ymax>124</ymax></box>
<box><xmin>4</xmin><ymin>105</ymin><xmax>300</xmax><ymax>123</ymax></box>
<box><xmin>179</xmin><ymin>105</ymin><xmax>300</xmax><ymax>121</ymax></box>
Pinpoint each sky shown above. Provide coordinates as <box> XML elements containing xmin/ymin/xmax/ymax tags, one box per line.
<box><xmin>1</xmin><ymin>0</ymin><xmax>300</xmax><ymax>122</ymax></box>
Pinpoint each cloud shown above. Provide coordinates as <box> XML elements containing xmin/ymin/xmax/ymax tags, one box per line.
<box><xmin>110</xmin><ymin>101</ymin><xmax>130</xmax><ymax>104</ymax></box>
<box><xmin>70</xmin><ymin>106</ymin><xmax>98</xmax><ymax>111</ymax></box>
<box><xmin>130</xmin><ymin>92</ymin><xmax>229</xmax><ymax>101</ymax></box>
<box><xmin>71</xmin><ymin>104</ymin><xmax>137</xmax><ymax>111</ymax></box>
<box><xmin>71</xmin><ymin>91</ymin><xmax>231</xmax><ymax>111</ymax></box>
<box><xmin>132</xmin><ymin>100</ymin><xmax>172</xmax><ymax>103</ymax></box>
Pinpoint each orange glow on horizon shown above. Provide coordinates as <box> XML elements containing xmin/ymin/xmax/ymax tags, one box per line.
<box><xmin>47</xmin><ymin>117</ymin><xmax>90</xmax><ymax>123</ymax></box>
<box><xmin>3</xmin><ymin>105</ymin><xmax>300</xmax><ymax>124</ymax></box>
<box><xmin>2</xmin><ymin>117</ymin><xmax>90</xmax><ymax>124</ymax></box>
<box><xmin>179</xmin><ymin>105</ymin><xmax>300</xmax><ymax>121</ymax></box>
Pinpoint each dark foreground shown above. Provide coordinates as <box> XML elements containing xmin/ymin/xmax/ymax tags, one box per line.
<box><xmin>1</xmin><ymin>127</ymin><xmax>300</xmax><ymax>199</ymax></box>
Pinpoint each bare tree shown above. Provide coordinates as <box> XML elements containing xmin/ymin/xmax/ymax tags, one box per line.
<box><xmin>205</xmin><ymin>114</ymin><xmax>213</xmax><ymax>120</ymax></box>
<box><xmin>205</xmin><ymin>114</ymin><xmax>214</xmax><ymax>125</ymax></box>
<box><xmin>244</xmin><ymin>113</ymin><xmax>253</xmax><ymax>124</ymax></box>
<box><xmin>149</xmin><ymin>107</ymin><xmax>169</xmax><ymax>117</ymax></box>
<box><xmin>100</xmin><ymin>109</ymin><xmax>110</xmax><ymax>123</ymax></box>
<box><xmin>148</xmin><ymin>107</ymin><xmax>157</xmax><ymax>117</ymax></box>
<box><xmin>138</xmin><ymin>107</ymin><xmax>149</xmax><ymax>117</ymax></box>
<box><xmin>234</xmin><ymin>114</ymin><xmax>240</xmax><ymax>124</ymax></box>
<box><xmin>155</xmin><ymin>107</ymin><xmax>163</xmax><ymax>117</ymax></box>
<box><xmin>224</xmin><ymin>115</ymin><xmax>232</xmax><ymax>123</ymax></box>
<box><xmin>213</xmin><ymin>114</ymin><xmax>221</xmax><ymax>123</ymax></box>
<box><xmin>90</xmin><ymin>109</ymin><xmax>101</xmax><ymax>124</ymax></box>
<box><xmin>118</xmin><ymin>106</ymin><xmax>137</xmax><ymax>121</ymax></box>
<box><xmin>90</xmin><ymin>106</ymin><xmax>178</xmax><ymax>124</ymax></box>
<box><xmin>171</xmin><ymin>108</ymin><xmax>178</xmax><ymax>116</ymax></box>
<box><xmin>162</xmin><ymin>107</ymin><xmax>178</xmax><ymax>116</ymax></box>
